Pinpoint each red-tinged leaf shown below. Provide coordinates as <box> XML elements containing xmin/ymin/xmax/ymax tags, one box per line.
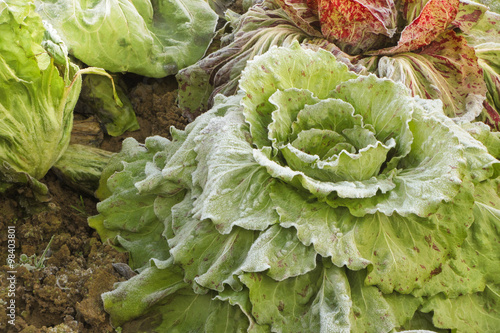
<box><xmin>483</xmin><ymin>100</ymin><xmax>500</xmax><ymax>130</ymax></box>
<box><xmin>376</xmin><ymin>30</ymin><xmax>487</xmax><ymax>119</ymax></box>
<box><xmin>451</xmin><ymin>0</ymin><xmax>487</xmax><ymax>34</ymax></box>
<box><xmin>317</xmin><ymin>0</ymin><xmax>396</xmax><ymax>53</ymax></box>
<box><xmin>462</xmin><ymin>10</ymin><xmax>500</xmax><ymax>47</ymax></box>
<box><xmin>374</xmin><ymin>0</ymin><xmax>459</xmax><ymax>55</ymax></box>
<box><xmin>274</xmin><ymin>0</ymin><xmax>323</xmax><ymax>37</ymax></box>
<box><xmin>476</xmin><ymin>43</ymin><xmax>500</xmax><ymax>130</ymax></box>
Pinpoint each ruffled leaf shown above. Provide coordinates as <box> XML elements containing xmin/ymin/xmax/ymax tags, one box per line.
<box><xmin>241</xmin><ymin>42</ymin><xmax>357</xmax><ymax>148</ymax></box>
<box><xmin>103</xmin><ymin>260</ymin><xmax>252</xmax><ymax>332</ymax></box>
<box><xmin>272</xmin><ymin>181</ymin><xmax>471</xmax><ymax>294</ymax></box>
<box><xmin>421</xmin><ymin>284</ymin><xmax>500</xmax><ymax>332</ymax></box>
<box><xmin>192</xmin><ymin>105</ymin><xmax>279</xmax><ymax>234</ymax></box>
<box><xmin>381</xmin><ymin>0</ymin><xmax>459</xmax><ymax>54</ymax></box>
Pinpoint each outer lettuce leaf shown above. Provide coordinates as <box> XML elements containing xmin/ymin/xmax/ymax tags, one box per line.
<box><xmin>239</xmin><ymin>265</ymin><xmax>350</xmax><ymax>333</ymax></box>
<box><xmin>103</xmin><ymin>259</ymin><xmax>253</xmax><ymax>333</ymax></box>
<box><xmin>475</xmin><ymin>42</ymin><xmax>500</xmax><ymax>130</ymax></box>
<box><xmin>52</xmin><ymin>144</ymin><xmax>114</xmax><ymax>196</ymax></box>
<box><xmin>412</xmin><ymin>179</ymin><xmax>500</xmax><ymax>297</ymax></box>
<box><xmin>239</xmin><ymin>225</ymin><xmax>317</xmax><ymax>281</ymax></box>
<box><xmin>35</xmin><ymin>0</ymin><xmax>218</xmax><ymax>78</ymax></box>
<box><xmin>89</xmin><ymin>137</ymin><xmax>181</xmax><ymax>270</ymax></box>
<box><xmin>451</xmin><ymin>0</ymin><xmax>488</xmax><ymax>34</ymax></box>
<box><xmin>191</xmin><ymin>106</ymin><xmax>279</xmax><ymax>234</ymax></box>
<box><xmin>399</xmin><ymin>311</ymin><xmax>448</xmax><ymax>332</ymax></box>
<box><xmin>272</xmin><ymin>182</ymin><xmax>474</xmax><ymax>295</ymax></box>
<box><xmin>477</xmin><ymin>0</ymin><xmax>500</xmax><ymax>12</ymax></box>
<box><xmin>0</xmin><ymin>1</ymin><xmax>81</xmax><ymax>184</ymax></box>
<box><xmin>274</xmin><ymin>0</ymin><xmax>323</xmax><ymax>36</ymax></box>
<box><xmin>241</xmin><ymin>264</ymin><xmax>422</xmax><ymax>333</ymax></box>
<box><xmin>375</xmin><ymin>0</ymin><xmax>459</xmax><ymax>54</ymax></box>
<box><xmin>421</xmin><ymin>284</ymin><xmax>500</xmax><ymax>332</ymax></box>
<box><xmin>462</xmin><ymin>8</ymin><xmax>500</xmax><ymax>46</ymax></box>
<box><xmin>167</xmin><ymin>194</ymin><xmax>257</xmax><ymax>293</ymax></box>
<box><xmin>462</xmin><ymin>122</ymin><xmax>500</xmax><ymax>158</ymax></box>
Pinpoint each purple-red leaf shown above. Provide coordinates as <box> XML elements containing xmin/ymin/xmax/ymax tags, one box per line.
<box><xmin>317</xmin><ymin>0</ymin><xmax>396</xmax><ymax>53</ymax></box>
<box><xmin>374</xmin><ymin>0</ymin><xmax>459</xmax><ymax>55</ymax></box>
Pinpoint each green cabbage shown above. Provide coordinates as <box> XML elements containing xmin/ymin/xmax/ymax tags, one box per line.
<box><xmin>0</xmin><ymin>0</ymin><xmax>82</xmax><ymax>191</ymax></box>
<box><xmin>90</xmin><ymin>43</ymin><xmax>500</xmax><ymax>332</ymax></box>
<box><xmin>35</xmin><ymin>0</ymin><xmax>219</xmax><ymax>78</ymax></box>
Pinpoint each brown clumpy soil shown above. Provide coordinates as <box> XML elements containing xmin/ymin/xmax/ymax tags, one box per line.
<box><xmin>0</xmin><ymin>174</ymin><xmax>128</xmax><ymax>333</ymax></box>
<box><xmin>0</xmin><ymin>74</ymin><xmax>186</xmax><ymax>332</ymax></box>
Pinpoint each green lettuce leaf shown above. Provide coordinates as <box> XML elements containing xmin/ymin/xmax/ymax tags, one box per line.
<box><xmin>412</xmin><ymin>179</ymin><xmax>500</xmax><ymax>297</ymax></box>
<box><xmin>191</xmin><ymin>106</ymin><xmax>279</xmax><ymax>234</ymax></box>
<box><xmin>89</xmin><ymin>137</ymin><xmax>180</xmax><ymax>270</ymax></box>
<box><xmin>0</xmin><ymin>1</ymin><xmax>81</xmax><ymax>185</ymax></box>
<box><xmin>35</xmin><ymin>0</ymin><xmax>218</xmax><ymax>77</ymax></box>
<box><xmin>421</xmin><ymin>284</ymin><xmax>500</xmax><ymax>332</ymax></box>
<box><xmin>241</xmin><ymin>264</ymin><xmax>422</xmax><ymax>333</ymax></box>
<box><xmin>103</xmin><ymin>259</ymin><xmax>253</xmax><ymax>332</ymax></box>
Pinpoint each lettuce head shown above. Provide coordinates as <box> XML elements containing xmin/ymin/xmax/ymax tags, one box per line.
<box><xmin>35</xmin><ymin>0</ymin><xmax>218</xmax><ymax>78</ymax></box>
<box><xmin>90</xmin><ymin>43</ymin><xmax>500</xmax><ymax>332</ymax></box>
<box><xmin>0</xmin><ymin>0</ymin><xmax>82</xmax><ymax>192</ymax></box>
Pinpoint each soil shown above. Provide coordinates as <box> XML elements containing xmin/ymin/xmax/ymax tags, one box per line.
<box><xmin>0</xmin><ymin>75</ymin><xmax>186</xmax><ymax>332</ymax></box>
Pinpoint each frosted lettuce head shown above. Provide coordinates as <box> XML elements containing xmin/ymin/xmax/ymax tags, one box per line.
<box><xmin>92</xmin><ymin>42</ymin><xmax>500</xmax><ymax>332</ymax></box>
<box><xmin>241</xmin><ymin>42</ymin><xmax>490</xmax><ymax>218</ymax></box>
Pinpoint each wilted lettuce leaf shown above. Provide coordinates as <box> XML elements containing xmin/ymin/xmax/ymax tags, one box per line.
<box><xmin>92</xmin><ymin>44</ymin><xmax>500</xmax><ymax>332</ymax></box>
<box><xmin>0</xmin><ymin>0</ymin><xmax>81</xmax><ymax>190</ymax></box>
<box><xmin>79</xmin><ymin>74</ymin><xmax>140</xmax><ymax>136</ymax></box>
<box><xmin>52</xmin><ymin>144</ymin><xmax>114</xmax><ymax>196</ymax></box>
<box><xmin>35</xmin><ymin>0</ymin><xmax>218</xmax><ymax>78</ymax></box>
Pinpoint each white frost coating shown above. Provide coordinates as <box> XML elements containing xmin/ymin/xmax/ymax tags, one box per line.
<box><xmin>454</xmin><ymin>93</ymin><xmax>487</xmax><ymax>123</ymax></box>
<box><xmin>135</xmin><ymin>161</ymin><xmax>163</xmax><ymax>193</ymax></box>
